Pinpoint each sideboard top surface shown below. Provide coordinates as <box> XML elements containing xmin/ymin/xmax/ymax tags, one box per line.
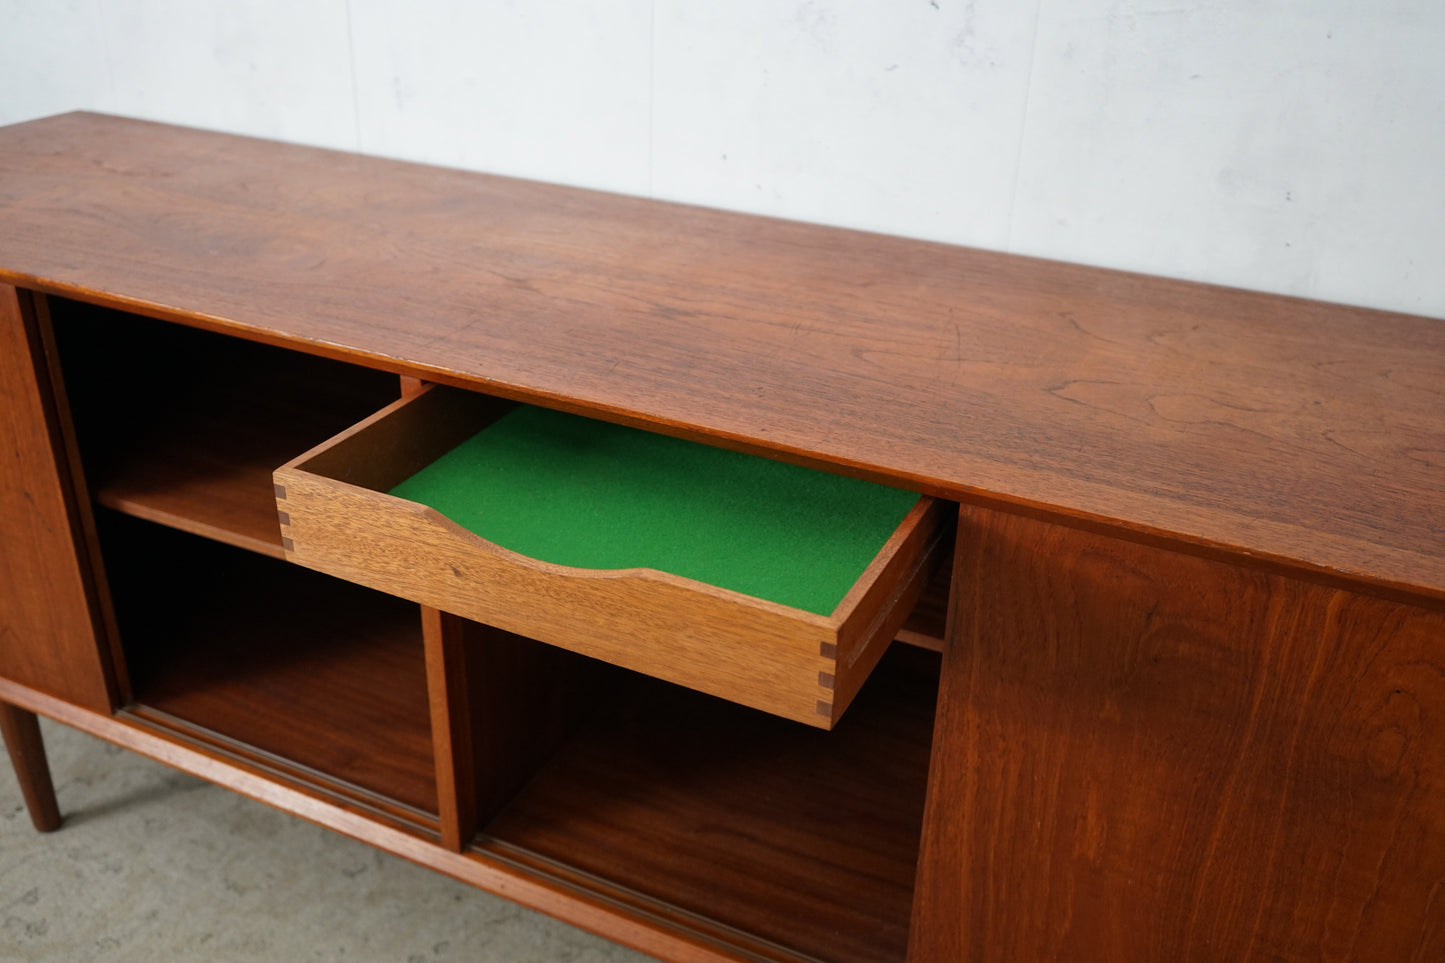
<box><xmin>1</xmin><ymin>112</ymin><xmax>1441</xmax><ymax>601</ymax></box>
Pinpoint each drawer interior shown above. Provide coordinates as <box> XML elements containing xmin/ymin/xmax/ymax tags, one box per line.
<box><xmin>279</xmin><ymin>385</ymin><xmax>945</xmax><ymax>726</ymax></box>
<box><xmin>387</xmin><ymin>402</ymin><xmax>921</xmax><ymax>616</ymax></box>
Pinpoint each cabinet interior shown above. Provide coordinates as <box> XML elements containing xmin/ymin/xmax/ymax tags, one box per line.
<box><xmin>101</xmin><ymin>514</ymin><xmax>439</xmax><ymax>826</ymax></box>
<box><xmin>48</xmin><ymin>297</ymin><xmax>400</xmax><ymax>557</ymax></box>
<box><xmin>45</xmin><ymin>294</ymin><xmax>949</xmax><ymax>962</ymax></box>
<box><xmin>481</xmin><ymin>642</ymin><xmax>941</xmax><ymax>963</ymax></box>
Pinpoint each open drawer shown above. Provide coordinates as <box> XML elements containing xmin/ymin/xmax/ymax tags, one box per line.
<box><xmin>273</xmin><ymin>385</ymin><xmax>946</xmax><ymax>727</ymax></box>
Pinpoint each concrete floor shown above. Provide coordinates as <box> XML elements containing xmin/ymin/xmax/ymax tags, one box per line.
<box><xmin>0</xmin><ymin>717</ymin><xmax>654</xmax><ymax>962</ymax></box>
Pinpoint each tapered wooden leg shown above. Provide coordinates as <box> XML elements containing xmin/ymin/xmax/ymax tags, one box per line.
<box><xmin>0</xmin><ymin>701</ymin><xmax>62</xmax><ymax>832</ymax></box>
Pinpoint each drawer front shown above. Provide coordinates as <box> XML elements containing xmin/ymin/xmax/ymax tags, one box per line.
<box><xmin>275</xmin><ymin>386</ymin><xmax>944</xmax><ymax>727</ymax></box>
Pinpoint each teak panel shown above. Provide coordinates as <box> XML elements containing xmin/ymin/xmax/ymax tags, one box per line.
<box><xmin>0</xmin><ymin>113</ymin><xmax>1439</xmax><ymax>600</ymax></box>
<box><xmin>0</xmin><ymin>283</ymin><xmax>112</xmax><ymax>712</ymax></box>
<box><xmin>487</xmin><ymin>644</ymin><xmax>941</xmax><ymax>963</ymax></box>
<box><xmin>423</xmin><ymin>610</ymin><xmax>600</xmax><ymax>851</ymax></box>
<box><xmin>910</xmin><ymin>504</ymin><xmax>1445</xmax><ymax>962</ymax></box>
<box><xmin>106</xmin><ymin>517</ymin><xmax>438</xmax><ymax>814</ymax></box>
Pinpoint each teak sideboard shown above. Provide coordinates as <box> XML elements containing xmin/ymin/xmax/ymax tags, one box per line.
<box><xmin>1</xmin><ymin>112</ymin><xmax>1442</xmax><ymax>963</ymax></box>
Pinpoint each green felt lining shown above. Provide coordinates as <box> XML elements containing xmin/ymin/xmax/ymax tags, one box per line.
<box><xmin>386</xmin><ymin>405</ymin><xmax>919</xmax><ymax>616</ymax></box>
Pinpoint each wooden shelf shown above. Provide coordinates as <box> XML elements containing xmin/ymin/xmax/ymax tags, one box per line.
<box><xmin>48</xmin><ymin>297</ymin><xmax>398</xmax><ymax>557</ymax></box>
<box><xmin>102</xmin><ymin>515</ymin><xmax>438</xmax><ymax>816</ymax></box>
<box><xmin>481</xmin><ymin>643</ymin><xmax>940</xmax><ymax>963</ymax></box>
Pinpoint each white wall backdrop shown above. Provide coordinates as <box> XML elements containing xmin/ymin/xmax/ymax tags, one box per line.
<box><xmin>2</xmin><ymin>0</ymin><xmax>1442</xmax><ymax>318</ymax></box>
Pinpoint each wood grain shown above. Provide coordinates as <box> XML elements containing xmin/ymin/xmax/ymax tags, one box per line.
<box><xmin>103</xmin><ymin>515</ymin><xmax>438</xmax><ymax>814</ymax></box>
<box><xmin>279</xmin><ymin>465</ymin><xmax>831</xmax><ymax>726</ymax></box>
<box><xmin>283</xmin><ymin>382</ymin><xmax>514</xmax><ymax>494</ymax></box>
<box><xmin>452</xmin><ymin>617</ymin><xmax>601</xmax><ymax>835</ymax></box>
<box><xmin>422</xmin><ymin>607</ymin><xmax>476</xmax><ymax>851</ymax></box>
<box><xmin>123</xmin><ymin>703</ymin><xmax>438</xmax><ymax>838</ymax></box>
<box><xmin>828</xmin><ymin>505</ymin><xmax>951</xmax><ymax>722</ymax></box>
<box><xmin>0</xmin><ymin>675</ymin><xmax>779</xmax><ymax>963</ymax></box>
<box><xmin>909</xmin><ymin>504</ymin><xmax>1445</xmax><ymax>962</ymax></box>
<box><xmin>4</xmin><ymin>112</ymin><xmax>1442</xmax><ymax>963</ymax></box>
<box><xmin>487</xmin><ymin>643</ymin><xmax>941</xmax><ymax>963</ymax></box>
<box><xmin>0</xmin><ymin>283</ymin><xmax>114</xmax><ymax>711</ymax></box>
<box><xmin>0</xmin><ymin>113</ymin><xmax>1439</xmax><ymax>600</ymax></box>
<box><xmin>424</xmin><ymin>610</ymin><xmax>598</xmax><ymax>851</ymax></box>
<box><xmin>895</xmin><ymin>550</ymin><xmax>950</xmax><ymax>652</ymax></box>
<box><xmin>277</xmin><ymin>386</ymin><xmax>943</xmax><ymax>727</ymax></box>
<box><xmin>47</xmin><ymin>297</ymin><xmax>398</xmax><ymax>557</ymax></box>
<box><xmin>0</xmin><ymin>701</ymin><xmax>62</xmax><ymax>831</ymax></box>
<box><xmin>28</xmin><ymin>292</ymin><xmax>134</xmax><ymax>704</ymax></box>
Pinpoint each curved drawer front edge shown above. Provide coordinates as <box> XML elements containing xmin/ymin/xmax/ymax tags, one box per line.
<box><xmin>273</xmin><ymin>387</ymin><xmax>946</xmax><ymax>728</ymax></box>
